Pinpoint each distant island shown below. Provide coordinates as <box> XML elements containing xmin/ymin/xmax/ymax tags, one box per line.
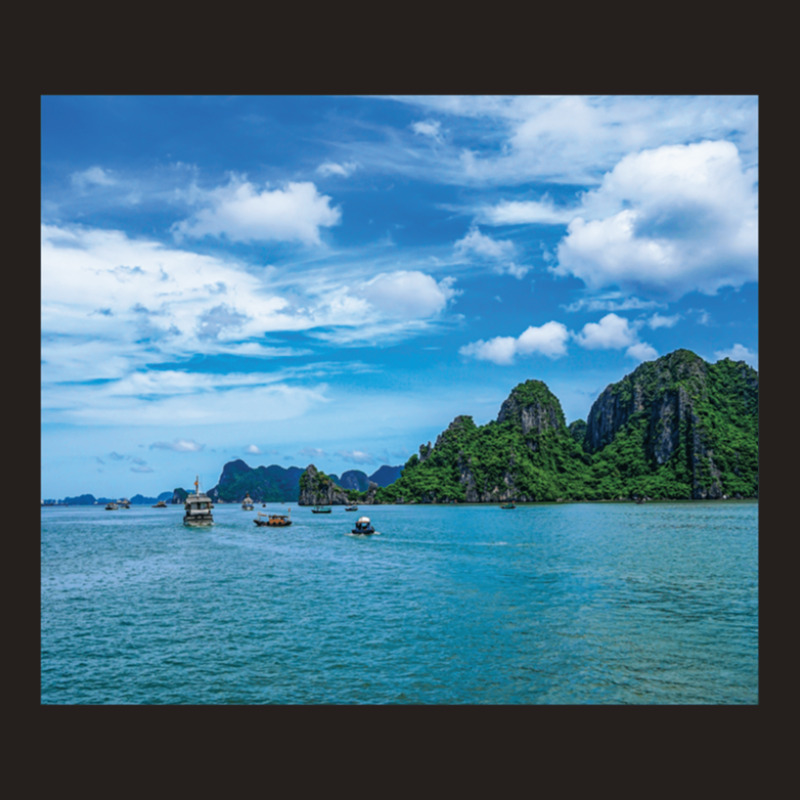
<box><xmin>42</xmin><ymin>464</ymin><xmax>403</xmax><ymax>506</ymax></box>
<box><xmin>43</xmin><ymin>350</ymin><xmax>757</xmax><ymax>507</ymax></box>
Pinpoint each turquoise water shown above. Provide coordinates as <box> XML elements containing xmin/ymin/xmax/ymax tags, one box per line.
<box><xmin>40</xmin><ymin>500</ymin><xmax>758</xmax><ymax>704</ymax></box>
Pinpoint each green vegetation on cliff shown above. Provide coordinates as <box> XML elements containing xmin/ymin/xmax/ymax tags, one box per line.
<box><xmin>375</xmin><ymin>351</ymin><xmax>758</xmax><ymax>504</ymax></box>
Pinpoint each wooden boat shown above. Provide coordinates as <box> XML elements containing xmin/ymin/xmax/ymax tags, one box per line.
<box><xmin>254</xmin><ymin>512</ymin><xmax>292</xmax><ymax>527</ymax></box>
<box><xmin>345</xmin><ymin>505</ymin><xmax>358</xmax><ymax>511</ymax></box>
<box><xmin>311</xmin><ymin>505</ymin><xmax>332</xmax><ymax>513</ymax></box>
<box><xmin>351</xmin><ymin>516</ymin><xmax>376</xmax><ymax>535</ymax></box>
<box><xmin>183</xmin><ymin>477</ymin><xmax>214</xmax><ymax>527</ymax></box>
<box><xmin>105</xmin><ymin>502</ymin><xmax>118</xmax><ymax>510</ymax></box>
<box><xmin>152</xmin><ymin>500</ymin><xmax>168</xmax><ymax>508</ymax></box>
<box><xmin>500</xmin><ymin>503</ymin><xmax>516</xmax><ymax>509</ymax></box>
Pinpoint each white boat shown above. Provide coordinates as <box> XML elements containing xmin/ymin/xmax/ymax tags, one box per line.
<box><xmin>351</xmin><ymin>516</ymin><xmax>376</xmax><ymax>535</ymax></box>
<box><xmin>183</xmin><ymin>476</ymin><xmax>214</xmax><ymax>527</ymax></box>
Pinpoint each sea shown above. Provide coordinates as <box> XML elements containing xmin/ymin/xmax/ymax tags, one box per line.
<box><xmin>40</xmin><ymin>499</ymin><xmax>758</xmax><ymax>705</ymax></box>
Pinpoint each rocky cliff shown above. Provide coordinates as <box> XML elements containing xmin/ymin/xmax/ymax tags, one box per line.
<box><xmin>298</xmin><ymin>464</ymin><xmax>380</xmax><ymax>505</ymax></box>
<box><xmin>582</xmin><ymin>349</ymin><xmax>758</xmax><ymax>499</ymax></box>
<box><xmin>376</xmin><ymin>350</ymin><xmax>758</xmax><ymax>503</ymax></box>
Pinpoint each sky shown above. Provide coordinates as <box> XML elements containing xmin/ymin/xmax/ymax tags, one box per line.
<box><xmin>41</xmin><ymin>95</ymin><xmax>758</xmax><ymax>499</ymax></box>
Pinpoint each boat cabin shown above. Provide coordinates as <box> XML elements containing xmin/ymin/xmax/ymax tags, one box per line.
<box><xmin>184</xmin><ymin>477</ymin><xmax>214</xmax><ymax>527</ymax></box>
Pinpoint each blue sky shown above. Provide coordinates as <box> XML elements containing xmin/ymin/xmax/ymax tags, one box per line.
<box><xmin>41</xmin><ymin>95</ymin><xmax>758</xmax><ymax>499</ymax></box>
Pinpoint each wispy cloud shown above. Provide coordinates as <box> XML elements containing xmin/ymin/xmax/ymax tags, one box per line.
<box><xmin>317</xmin><ymin>161</ymin><xmax>358</xmax><ymax>178</ymax></box>
<box><xmin>150</xmin><ymin>439</ymin><xmax>206</xmax><ymax>452</ymax></box>
<box><xmin>71</xmin><ymin>166</ymin><xmax>117</xmax><ymax>189</ymax></box>
<box><xmin>337</xmin><ymin>449</ymin><xmax>377</xmax><ymax>465</ymax></box>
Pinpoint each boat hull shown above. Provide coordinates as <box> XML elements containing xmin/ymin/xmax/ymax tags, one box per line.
<box><xmin>183</xmin><ymin>517</ymin><xmax>213</xmax><ymax>526</ymax></box>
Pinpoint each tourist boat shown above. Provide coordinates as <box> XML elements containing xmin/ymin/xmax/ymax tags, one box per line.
<box><xmin>242</xmin><ymin>493</ymin><xmax>254</xmax><ymax>511</ymax></box>
<box><xmin>345</xmin><ymin>505</ymin><xmax>358</xmax><ymax>511</ymax></box>
<box><xmin>500</xmin><ymin>503</ymin><xmax>516</xmax><ymax>509</ymax></box>
<box><xmin>105</xmin><ymin>502</ymin><xmax>118</xmax><ymax>510</ymax></box>
<box><xmin>311</xmin><ymin>505</ymin><xmax>332</xmax><ymax>513</ymax></box>
<box><xmin>351</xmin><ymin>516</ymin><xmax>376</xmax><ymax>535</ymax></box>
<box><xmin>152</xmin><ymin>500</ymin><xmax>168</xmax><ymax>508</ymax></box>
<box><xmin>183</xmin><ymin>477</ymin><xmax>214</xmax><ymax>527</ymax></box>
<box><xmin>254</xmin><ymin>511</ymin><xmax>292</xmax><ymax>527</ymax></box>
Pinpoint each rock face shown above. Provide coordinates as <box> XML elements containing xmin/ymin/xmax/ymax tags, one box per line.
<box><xmin>298</xmin><ymin>464</ymin><xmax>379</xmax><ymax>505</ymax></box>
<box><xmin>208</xmin><ymin>459</ymin><xmax>304</xmax><ymax>503</ymax></box>
<box><xmin>584</xmin><ymin>349</ymin><xmax>706</xmax><ymax>455</ymax></box>
<box><xmin>582</xmin><ymin>349</ymin><xmax>758</xmax><ymax>499</ymax></box>
<box><xmin>376</xmin><ymin>349</ymin><xmax>758</xmax><ymax>504</ymax></box>
<box><xmin>368</xmin><ymin>465</ymin><xmax>403</xmax><ymax>487</ymax></box>
<box><xmin>497</xmin><ymin>379</ymin><xmax>565</xmax><ymax>436</ymax></box>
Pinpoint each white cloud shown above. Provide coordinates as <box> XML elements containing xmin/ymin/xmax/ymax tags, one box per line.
<box><xmin>517</xmin><ymin>321</ymin><xmax>570</xmax><ymax>358</ymax></box>
<box><xmin>317</xmin><ymin>161</ymin><xmax>358</xmax><ymax>178</ymax></box>
<box><xmin>392</xmin><ymin>95</ymin><xmax>758</xmax><ymax>186</ymax></box>
<box><xmin>561</xmin><ymin>293</ymin><xmax>665</xmax><ymax>314</ymax></box>
<box><xmin>454</xmin><ymin>227</ymin><xmax>528</xmax><ymax>279</ymax></box>
<box><xmin>460</xmin><ymin>335</ymin><xmax>518</xmax><ymax>365</ymax></box>
<box><xmin>574</xmin><ymin>313</ymin><xmax>639</xmax><ymax>349</ymax></box>
<box><xmin>245</xmin><ymin>444</ymin><xmax>262</xmax><ymax>454</ymax></box>
<box><xmin>149</xmin><ymin>439</ymin><xmax>205</xmax><ymax>452</ymax></box>
<box><xmin>411</xmin><ymin>120</ymin><xmax>443</xmax><ymax>142</ymax></box>
<box><xmin>714</xmin><ymin>343</ymin><xmax>758</xmax><ymax>370</ymax></box>
<box><xmin>552</xmin><ymin>140</ymin><xmax>758</xmax><ymax>298</ymax></box>
<box><xmin>477</xmin><ymin>198</ymin><xmax>575</xmax><ymax>226</ymax></box>
<box><xmin>455</xmin><ymin>228</ymin><xmax>515</xmax><ymax>260</ymax></box>
<box><xmin>299</xmin><ymin>447</ymin><xmax>327</xmax><ymax>460</ymax></box>
<box><xmin>71</xmin><ymin>166</ymin><xmax>116</xmax><ymax>188</ymax></box>
<box><xmin>626</xmin><ymin>342</ymin><xmax>659</xmax><ymax>362</ymax></box>
<box><xmin>43</xmin><ymin>380</ymin><xmax>331</xmax><ymax>427</ymax></box>
<box><xmin>647</xmin><ymin>312</ymin><xmax>680</xmax><ymax>329</ymax></box>
<box><xmin>460</xmin><ymin>321</ymin><xmax>569</xmax><ymax>365</ymax></box>
<box><xmin>357</xmin><ymin>270</ymin><xmax>458</xmax><ymax>319</ymax></box>
<box><xmin>573</xmin><ymin>313</ymin><xmax>658</xmax><ymax>362</ymax></box>
<box><xmin>337</xmin><ymin>449</ymin><xmax>377</xmax><ymax>465</ymax></box>
<box><xmin>171</xmin><ymin>177</ymin><xmax>341</xmax><ymax>244</ymax></box>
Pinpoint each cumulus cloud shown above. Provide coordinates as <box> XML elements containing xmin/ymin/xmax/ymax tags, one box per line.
<box><xmin>574</xmin><ymin>313</ymin><xmax>639</xmax><ymax>349</ymax></box>
<box><xmin>357</xmin><ymin>270</ymin><xmax>458</xmax><ymax>319</ymax></box>
<box><xmin>245</xmin><ymin>444</ymin><xmax>261</xmax><ymax>454</ymax></box>
<box><xmin>171</xmin><ymin>177</ymin><xmax>341</xmax><ymax>244</ymax></box>
<box><xmin>552</xmin><ymin>140</ymin><xmax>758</xmax><ymax>298</ymax></box>
<box><xmin>573</xmin><ymin>313</ymin><xmax>657</xmax><ymax>362</ymax></box>
<box><xmin>715</xmin><ymin>343</ymin><xmax>758</xmax><ymax>370</ymax></box>
<box><xmin>459</xmin><ymin>321</ymin><xmax>569</xmax><ymax>365</ymax></box>
<box><xmin>625</xmin><ymin>342</ymin><xmax>659</xmax><ymax>362</ymax></box>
